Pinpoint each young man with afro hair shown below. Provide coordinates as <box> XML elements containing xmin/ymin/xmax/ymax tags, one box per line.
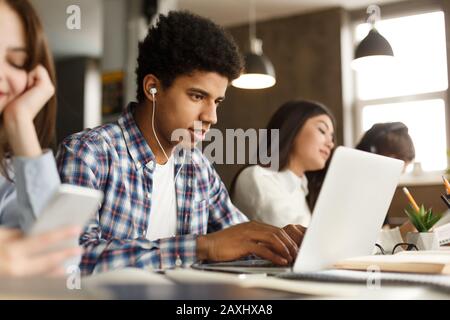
<box><xmin>57</xmin><ymin>11</ymin><xmax>304</xmax><ymax>275</ymax></box>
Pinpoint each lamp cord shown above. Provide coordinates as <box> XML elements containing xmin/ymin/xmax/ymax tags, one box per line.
<box><xmin>248</xmin><ymin>0</ymin><xmax>256</xmax><ymax>43</ymax></box>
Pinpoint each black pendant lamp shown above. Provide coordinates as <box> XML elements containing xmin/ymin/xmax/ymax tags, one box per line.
<box><xmin>352</xmin><ymin>5</ymin><xmax>394</xmax><ymax>71</ymax></box>
<box><xmin>231</xmin><ymin>0</ymin><xmax>276</xmax><ymax>89</ymax></box>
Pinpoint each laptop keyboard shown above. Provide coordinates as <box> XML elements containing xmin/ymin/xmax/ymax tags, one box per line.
<box><xmin>201</xmin><ymin>259</ymin><xmax>281</xmax><ymax>268</ymax></box>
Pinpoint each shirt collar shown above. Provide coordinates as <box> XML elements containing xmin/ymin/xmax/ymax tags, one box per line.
<box><xmin>279</xmin><ymin>169</ymin><xmax>309</xmax><ymax>195</ymax></box>
<box><xmin>118</xmin><ymin>103</ymin><xmax>187</xmax><ymax>170</ymax></box>
<box><xmin>118</xmin><ymin>102</ymin><xmax>155</xmax><ymax>170</ymax></box>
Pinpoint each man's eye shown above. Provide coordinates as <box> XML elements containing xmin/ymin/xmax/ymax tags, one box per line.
<box><xmin>191</xmin><ymin>94</ymin><xmax>204</xmax><ymax>101</ymax></box>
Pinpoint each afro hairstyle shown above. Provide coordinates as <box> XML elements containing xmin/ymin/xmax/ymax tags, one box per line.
<box><xmin>136</xmin><ymin>10</ymin><xmax>243</xmax><ymax>102</ymax></box>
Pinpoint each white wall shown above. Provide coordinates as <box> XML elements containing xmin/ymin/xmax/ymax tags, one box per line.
<box><xmin>31</xmin><ymin>0</ymin><xmax>103</xmax><ymax>58</ymax></box>
<box><xmin>31</xmin><ymin>0</ymin><xmax>104</xmax><ymax>130</ymax></box>
<box><xmin>102</xmin><ymin>0</ymin><xmax>126</xmax><ymax>72</ymax></box>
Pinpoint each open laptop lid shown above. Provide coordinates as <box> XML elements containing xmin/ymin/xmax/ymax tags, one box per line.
<box><xmin>293</xmin><ymin>146</ymin><xmax>404</xmax><ymax>272</ymax></box>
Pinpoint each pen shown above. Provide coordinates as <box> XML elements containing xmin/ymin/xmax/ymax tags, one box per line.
<box><xmin>402</xmin><ymin>187</ymin><xmax>420</xmax><ymax>212</ymax></box>
<box><xmin>441</xmin><ymin>194</ymin><xmax>450</xmax><ymax>209</ymax></box>
<box><xmin>443</xmin><ymin>176</ymin><xmax>450</xmax><ymax>194</ymax></box>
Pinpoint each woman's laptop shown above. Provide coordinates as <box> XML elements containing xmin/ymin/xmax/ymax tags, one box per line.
<box><xmin>193</xmin><ymin>146</ymin><xmax>404</xmax><ymax>274</ymax></box>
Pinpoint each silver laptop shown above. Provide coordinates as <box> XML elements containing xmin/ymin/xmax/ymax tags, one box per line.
<box><xmin>193</xmin><ymin>146</ymin><xmax>404</xmax><ymax>274</ymax></box>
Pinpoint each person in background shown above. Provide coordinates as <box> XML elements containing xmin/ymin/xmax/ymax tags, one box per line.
<box><xmin>0</xmin><ymin>0</ymin><xmax>81</xmax><ymax>277</ymax></box>
<box><xmin>356</xmin><ymin>122</ymin><xmax>417</xmax><ymax>253</ymax></box>
<box><xmin>231</xmin><ymin>100</ymin><xmax>336</xmax><ymax>228</ymax></box>
<box><xmin>356</xmin><ymin>122</ymin><xmax>415</xmax><ymax>172</ymax></box>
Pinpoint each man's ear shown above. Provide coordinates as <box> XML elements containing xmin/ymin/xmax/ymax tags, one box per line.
<box><xmin>143</xmin><ymin>74</ymin><xmax>160</xmax><ymax>101</ymax></box>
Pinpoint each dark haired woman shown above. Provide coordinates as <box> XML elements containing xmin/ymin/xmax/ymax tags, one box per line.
<box><xmin>231</xmin><ymin>100</ymin><xmax>335</xmax><ymax>228</ymax></box>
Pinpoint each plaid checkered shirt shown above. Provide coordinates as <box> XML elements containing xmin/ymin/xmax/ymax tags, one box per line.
<box><xmin>56</xmin><ymin>103</ymin><xmax>248</xmax><ymax>275</ymax></box>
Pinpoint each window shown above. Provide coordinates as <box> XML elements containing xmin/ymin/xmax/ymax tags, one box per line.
<box><xmin>354</xmin><ymin>11</ymin><xmax>449</xmax><ymax>173</ymax></box>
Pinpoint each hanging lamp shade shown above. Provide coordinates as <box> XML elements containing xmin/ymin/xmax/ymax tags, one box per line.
<box><xmin>355</xmin><ymin>28</ymin><xmax>393</xmax><ymax>59</ymax></box>
<box><xmin>232</xmin><ymin>52</ymin><xmax>276</xmax><ymax>89</ymax></box>
<box><xmin>232</xmin><ymin>38</ymin><xmax>276</xmax><ymax>89</ymax></box>
<box><xmin>352</xmin><ymin>5</ymin><xmax>395</xmax><ymax>71</ymax></box>
<box><xmin>231</xmin><ymin>1</ymin><xmax>276</xmax><ymax>90</ymax></box>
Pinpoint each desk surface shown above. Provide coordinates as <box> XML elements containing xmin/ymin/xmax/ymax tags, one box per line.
<box><xmin>1</xmin><ymin>268</ymin><xmax>450</xmax><ymax>300</ymax></box>
<box><xmin>100</xmin><ymin>283</ymin><xmax>301</xmax><ymax>300</ymax></box>
<box><xmin>0</xmin><ymin>277</ymin><xmax>301</xmax><ymax>300</ymax></box>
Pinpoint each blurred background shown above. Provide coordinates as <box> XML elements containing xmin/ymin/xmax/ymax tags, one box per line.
<box><xmin>30</xmin><ymin>0</ymin><xmax>450</xmax><ymax>225</ymax></box>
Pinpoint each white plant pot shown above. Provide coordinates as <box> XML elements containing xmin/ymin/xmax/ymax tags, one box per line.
<box><xmin>406</xmin><ymin>232</ymin><xmax>440</xmax><ymax>251</ymax></box>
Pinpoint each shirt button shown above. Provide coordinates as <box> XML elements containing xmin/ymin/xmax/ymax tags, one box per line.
<box><xmin>175</xmin><ymin>255</ymin><xmax>183</xmax><ymax>268</ymax></box>
<box><xmin>146</xmin><ymin>193</ymin><xmax>151</xmax><ymax>199</ymax></box>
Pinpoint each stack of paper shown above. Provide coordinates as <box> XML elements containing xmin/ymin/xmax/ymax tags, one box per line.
<box><xmin>435</xmin><ymin>223</ymin><xmax>450</xmax><ymax>245</ymax></box>
<box><xmin>334</xmin><ymin>251</ymin><xmax>450</xmax><ymax>274</ymax></box>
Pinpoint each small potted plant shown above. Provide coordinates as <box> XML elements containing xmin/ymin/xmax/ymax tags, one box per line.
<box><xmin>404</xmin><ymin>204</ymin><xmax>442</xmax><ymax>251</ymax></box>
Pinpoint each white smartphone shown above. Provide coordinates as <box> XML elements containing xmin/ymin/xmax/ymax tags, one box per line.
<box><xmin>28</xmin><ymin>184</ymin><xmax>103</xmax><ymax>236</ymax></box>
<box><xmin>26</xmin><ymin>184</ymin><xmax>103</xmax><ymax>271</ymax></box>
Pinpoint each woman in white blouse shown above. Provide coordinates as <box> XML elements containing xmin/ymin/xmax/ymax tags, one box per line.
<box><xmin>231</xmin><ymin>100</ymin><xmax>335</xmax><ymax>228</ymax></box>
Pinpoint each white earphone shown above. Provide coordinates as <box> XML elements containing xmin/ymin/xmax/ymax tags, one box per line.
<box><xmin>149</xmin><ymin>86</ymin><xmax>169</xmax><ymax>162</ymax></box>
<box><xmin>148</xmin><ymin>86</ymin><xmax>185</xmax><ymax>181</ymax></box>
<box><xmin>149</xmin><ymin>87</ymin><xmax>157</xmax><ymax>96</ymax></box>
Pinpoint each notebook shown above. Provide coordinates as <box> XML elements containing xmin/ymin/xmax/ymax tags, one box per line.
<box><xmin>333</xmin><ymin>250</ymin><xmax>450</xmax><ymax>274</ymax></box>
<box><xmin>435</xmin><ymin>223</ymin><xmax>450</xmax><ymax>245</ymax></box>
<box><xmin>276</xmin><ymin>269</ymin><xmax>450</xmax><ymax>294</ymax></box>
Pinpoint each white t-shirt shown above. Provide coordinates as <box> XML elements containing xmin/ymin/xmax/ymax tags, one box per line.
<box><xmin>146</xmin><ymin>156</ymin><xmax>177</xmax><ymax>241</ymax></box>
<box><xmin>232</xmin><ymin>166</ymin><xmax>311</xmax><ymax>228</ymax></box>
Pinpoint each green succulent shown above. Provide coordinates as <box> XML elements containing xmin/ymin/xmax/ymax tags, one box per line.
<box><xmin>404</xmin><ymin>205</ymin><xmax>442</xmax><ymax>233</ymax></box>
